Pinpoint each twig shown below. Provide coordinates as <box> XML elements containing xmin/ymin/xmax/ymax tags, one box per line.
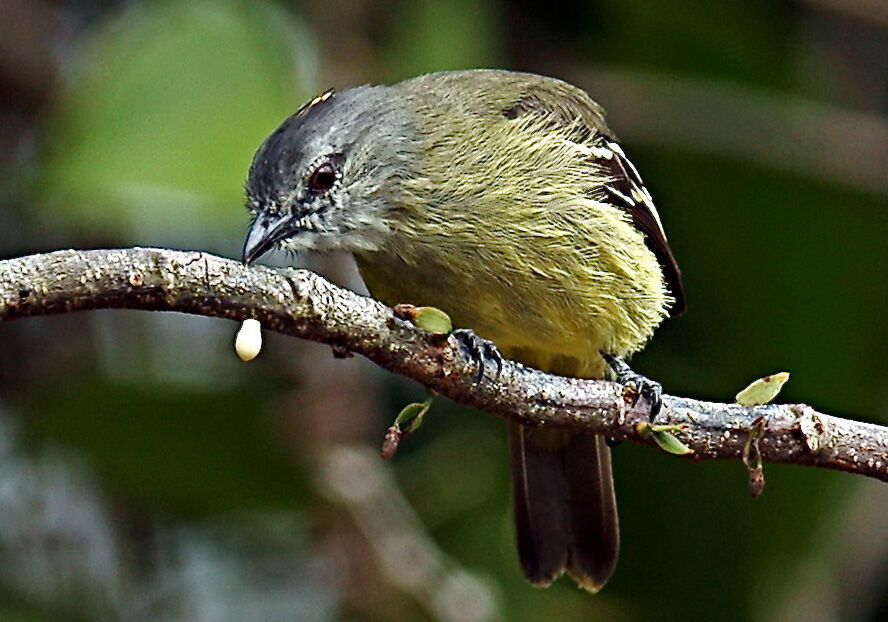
<box><xmin>2</xmin><ymin>247</ymin><xmax>887</xmax><ymax>483</ymax></box>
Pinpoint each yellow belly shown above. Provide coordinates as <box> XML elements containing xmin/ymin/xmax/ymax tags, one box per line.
<box><xmin>355</xmin><ymin>217</ymin><xmax>667</xmax><ymax>379</ymax></box>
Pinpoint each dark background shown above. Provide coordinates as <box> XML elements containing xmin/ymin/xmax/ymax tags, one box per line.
<box><xmin>1</xmin><ymin>1</ymin><xmax>887</xmax><ymax>620</ymax></box>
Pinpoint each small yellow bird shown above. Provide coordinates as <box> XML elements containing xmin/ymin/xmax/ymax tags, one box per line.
<box><xmin>242</xmin><ymin>69</ymin><xmax>684</xmax><ymax>592</ymax></box>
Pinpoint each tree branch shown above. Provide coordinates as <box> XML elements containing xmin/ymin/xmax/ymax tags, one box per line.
<box><xmin>2</xmin><ymin>248</ymin><xmax>887</xmax><ymax>485</ymax></box>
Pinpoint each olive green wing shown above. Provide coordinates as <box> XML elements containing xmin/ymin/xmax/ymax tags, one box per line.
<box><xmin>500</xmin><ymin>79</ymin><xmax>686</xmax><ymax>316</ymax></box>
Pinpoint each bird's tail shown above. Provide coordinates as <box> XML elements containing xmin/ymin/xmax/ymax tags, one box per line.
<box><xmin>508</xmin><ymin>422</ymin><xmax>619</xmax><ymax>592</ymax></box>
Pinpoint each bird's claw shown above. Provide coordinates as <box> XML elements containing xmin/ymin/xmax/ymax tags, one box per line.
<box><xmin>451</xmin><ymin>328</ymin><xmax>503</xmax><ymax>383</ymax></box>
<box><xmin>603</xmin><ymin>353</ymin><xmax>663</xmax><ymax>420</ymax></box>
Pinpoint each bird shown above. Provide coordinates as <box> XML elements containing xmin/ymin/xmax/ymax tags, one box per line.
<box><xmin>241</xmin><ymin>69</ymin><xmax>684</xmax><ymax>592</ymax></box>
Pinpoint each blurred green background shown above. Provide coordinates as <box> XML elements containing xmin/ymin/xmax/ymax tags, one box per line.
<box><xmin>1</xmin><ymin>0</ymin><xmax>887</xmax><ymax>620</ymax></box>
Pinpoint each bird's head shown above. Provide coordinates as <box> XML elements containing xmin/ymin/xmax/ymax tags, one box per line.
<box><xmin>242</xmin><ymin>86</ymin><xmax>412</xmax><ymax>263</ymax></box>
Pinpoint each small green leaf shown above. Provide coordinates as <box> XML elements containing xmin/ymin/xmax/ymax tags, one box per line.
<box><xmin>413</xmin><ymin>306</ymin><xmax>453</xmax><ymax>335</ymax></box>
<box><xmin>393</xmin><ymin>393</ymin><xmax>435</xmax><ymax>434</ymax></box>
<box><xmin>735</xmin><ymin>372</ymin><xmax>790</xmax><ymax>406</ymax></box>
<box><xmin>651</xmin><ymin>429</ymin><xmax>693</xmax><ymax>455</ymax></box>
<box><xmin>394</xmin><ymin>401</ymin><xmax>428</xmax><ymax>427</ymax></box>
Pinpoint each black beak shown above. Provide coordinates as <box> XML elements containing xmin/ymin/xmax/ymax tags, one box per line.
<box><xmin>243</xmin><ymin>213</ymin><xmax>293</xmax><ymax>264</ymax></box>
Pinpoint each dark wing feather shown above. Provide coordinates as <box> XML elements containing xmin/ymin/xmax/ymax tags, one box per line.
<box><xmin>597</xmin><ymin>140</ymin><xmax>686</xmax><ymax>316</ymax></box>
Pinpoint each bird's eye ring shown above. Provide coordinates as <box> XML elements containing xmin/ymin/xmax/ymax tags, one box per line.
<box><xmin>307</xmin><ymin>161</ymin><xmax>337</xmax><ymax>192</ymax></box>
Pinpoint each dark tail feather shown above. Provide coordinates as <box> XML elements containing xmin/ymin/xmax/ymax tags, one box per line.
<box><xmin>508</xmin><ymin>422</ymin><xmax>619</xmax><ymax>592</ymax></box>
<box><xmin>562</xmin><ymin>429</ymin><xmax>619</xmax><ymax>591</ymax></box>
<box><xmin>509</xmin><ymin>422</ymin><xmax>569</xmax><ymax>585</ymax></box>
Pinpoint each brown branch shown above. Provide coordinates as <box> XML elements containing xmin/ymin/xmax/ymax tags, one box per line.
<box><xmin>2</xmin><ymin>247</ymin><xmax>887</xmax><ymax>484</ymax></box>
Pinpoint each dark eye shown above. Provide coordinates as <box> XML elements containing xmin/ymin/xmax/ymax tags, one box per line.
<box><xmin>307</xmin><ymin>162</ymin><xmax>337</xmax><ymax>192</ymax></box>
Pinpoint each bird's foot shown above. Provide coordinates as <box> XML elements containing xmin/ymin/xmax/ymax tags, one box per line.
<box><xmin>602</xmin><ymin>353</ymin><xmax>662</xmax><ymax>420</ymax></box>
<box><xmin>451</xmin><ymin>328</ymin><xmax>503</xmax><ymax>383</ymax></box>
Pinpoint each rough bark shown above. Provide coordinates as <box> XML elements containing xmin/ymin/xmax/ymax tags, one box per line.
<box><xmin>2</xmin><ymin>247</ymin><xmax>887</xmax><ymax>484</ymax></box>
